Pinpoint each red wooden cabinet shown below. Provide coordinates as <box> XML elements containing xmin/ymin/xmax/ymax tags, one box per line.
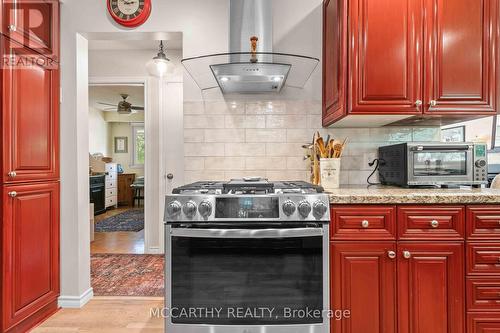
<box><xmin>397</xmin><ymin>206</ymin><xmax>465</xmax><ymax>240</ymax></box>
<box><xmin>1</xmin><ymin>0</ymin><xmax>59</xmax><ymax>61</ymax></box>
<box><xmin>466</xmin><ymin>206</ymin><xmax>500</xmax><ymax>240</ymax></box>
<box><xmin>2</xmin><ymin>182</ymin><xmax>59</xmax><ymax>332</ymax></box>
<box><xmin>322</xmin><ymin>0</ymin><xmax>347</xmax><ymax>125</ymax></box>
<box><xmin>423</xmin><ymin>0</ymin><xmax>498</xmax><ymax>114</ymax></box>
<box><xmin>397</xmin><ymin>242</ymin><xmax>465</xmax><ymax>333</ymax></box>
<box><xmin>1</xmin><ymin>36</ymin><xmax>59</xmax><ymax>184</ymax></box>
<box><xmin>467</xmin><ymin>313</ymin><xmax>500</xmax><ymax>332</ymax></box>
<box><xmin>331</xmin><ymin>242</ymin><xmax>397</xmax><ymax>333</ymax></box>
<box><xmin>322</xmin><ymin>0</ymin><xmax>499</xmax><ymax>126</ymax></box>
<box><xmin>348</xmin><ymin>0</ymin><xmax>422</xmax><ymax>115</ymax></box>
<box><xmin>331</xmin><ymin>205</ymin><xmax>397</xmax><ymax>240</ymax></box>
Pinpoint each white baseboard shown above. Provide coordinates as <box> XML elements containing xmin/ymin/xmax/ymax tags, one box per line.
<box><xmin>58</xmin><ymin>288</ymin><xmax>93</xmax><ymax>308</ymax></box>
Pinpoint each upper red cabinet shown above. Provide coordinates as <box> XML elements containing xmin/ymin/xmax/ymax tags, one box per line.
<box><xmin>424</xmin><ymin>0</ymin><xmax>498</xmax><ymax>114</ymax></box>
<box><xmin>348</xmin><ymin>0</ymin><xmax>422</xmax><ymax>115</ymax></box>
<box><xmin>1</xmin><ymin>36</ymin><xmax>60</xmax><ymax>183</ymax></box>
<box><xmin>323</xmin><ymin>0</ymin><xmax>499</xmax><ymax>126</ymax></box>
<box><xmin>1</xmin><ymin>0</ymin><xmax>59</xmax><ymax>62</ymax></box>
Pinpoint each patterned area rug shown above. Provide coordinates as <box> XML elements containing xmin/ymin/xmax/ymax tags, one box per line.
<box><xmin>91</xmin><ymin>254</ymin><xmax>164</xmax><ymax>296</ymax></box>
<box><xmin>95</xmin><ymin>209</ymin><xmax>144</xmax><ymax>232</ymax></box>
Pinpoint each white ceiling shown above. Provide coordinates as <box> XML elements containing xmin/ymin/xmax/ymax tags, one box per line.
<box><xmin>89</xmin><ymin>85</ymin><xmax>145</xmax><ymax>112</ymax></box>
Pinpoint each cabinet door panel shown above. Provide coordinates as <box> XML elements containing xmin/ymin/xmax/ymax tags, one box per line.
<box><xmin>424</xmin><ymin>0</ymin><xmax>498</xmax><ymax>114</ymax></box>
<box><xmin>467</xmin><ymin>243</ymin><xmax>500</xmax><ymax>275</ymax></box>
<box><xmin>323</xmin><ymin>0</ymin><xmax>348</xmax><ymax>125</ymax></box>
<box><xmin>398</xmin><ymin>206</ymin><xmax>465</xmax><ymax>240</ymax></box>
<box><xmin>467</xmin><ymin>277</ymin><xmax>500</xmax><ymax>312</ymax></box>
<box><xmin>2</xmin><ymin>37</ymin><xmax>59</xmax><ymax>183</ymax></box>
<box><xmin>398</xmin><ymin>242</ymin><xmax>465</xmax><ymax>333</ymax></box>
<box><xmin>467</xmin><ymin>206</ymin><xmax>500</xmax><ymax>240</ymax></box>
<box><xmin>348</xmin><ymin>0</ymin><xmax>422</xmax><ymax>114</ymax></box>
<box><xmin>467</xmin><ymin>313</ymin><xmax>500</xmax><ymax>333</ymax></box>
<box><xmin>331</xmin><ymin>242</ymin><xmax>397</xmax><ymax>333</ymax></box>
<box><xmin>2</xmin><ymin>182</ymin><xmax>59</xmax><ymax>330</ymax></box>
<box><xmin>2</xmin><ymin>0</ymin><xmax>59</xmax><ymax>61</ymax></box>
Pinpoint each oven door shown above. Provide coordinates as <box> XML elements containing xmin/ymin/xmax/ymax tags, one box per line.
<box><xmin>407</xmin><ymin>144</ymin><xmax>473</xmax><ymax>185</ymax></box>
<box><xmin>165</xmin><ymin>224</ymin><xmax>329</xmax><ymax>333</ymax></box>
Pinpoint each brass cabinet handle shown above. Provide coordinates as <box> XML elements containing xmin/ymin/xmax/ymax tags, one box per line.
<box><xmin>430</xmin><ymin>220</ymin><xmax>439</xmax><ymax>228</ymax></box>
<box><xmin>361</xmin><ymin>220</ymin><xmax>370</xmax><ymax>228</ymax></box>
<box><xmin>403</xmin><ymin>251</ymin><xmax>411</xmax><ymax>259</ymax></box>
<box><xmin>388</xmin><ymin>251</ymin><xmax>396</xmax><ymax>259</ymax></box>
<box><xmin>8</xmin><ymin>191</ymin><xmax>17</xmax><ymax>198</ymax></box>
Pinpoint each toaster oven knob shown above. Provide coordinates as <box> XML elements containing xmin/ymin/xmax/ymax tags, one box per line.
<box><xmin>282</xmin><ymin>200</ymin><xmax>296</xmax><ymax>216</ymax></box>
<box><xmin>475</xmin><ymin>159</ymin><xmax>487</xmax><ymax>168</ymax></box>
<box><xmin>183</xmin><ymin>201</ymin><xmax>197</xmax><ymax>218</ymax></box>
<box><xmin>297</xmin><ymin>200</ymin><xmax>312</xmax><ymax>218</ymax></box>
<box><xmin>167</xmin><ymin>201</ymin><xmax>182</xmax><ymax>217</ymax></box>
<box><xmin>198</xmin><ymin>200</ymin><xmax>212</xmax><ymax>218</ymax></box>
<box><xmin>313</xmin><ymin>200</ymin><xmax>328</xmax><ymax>218</ymax></box>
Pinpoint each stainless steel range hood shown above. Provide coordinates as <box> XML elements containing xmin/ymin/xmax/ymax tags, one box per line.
<box><xmin>181</xmin><ymin>0</ymin><xmax>319</xmax><ymax>94</ymax></box>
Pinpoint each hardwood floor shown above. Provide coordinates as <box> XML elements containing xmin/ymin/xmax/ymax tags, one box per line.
<box><xmin>32</xmin><ymin>298</ymin><xmax>164</xmax><ymax>333</ymax></box>
<box><xmin>91</xmin><ymin>207</ymin><xmax>145</xmax><ymax>254</ymax></box>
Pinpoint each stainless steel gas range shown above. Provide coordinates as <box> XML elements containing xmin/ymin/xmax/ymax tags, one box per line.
<box><xmin>164</xmin><ymin>178</ymin><xmax>330</xmax><ymax>333</ymax></box>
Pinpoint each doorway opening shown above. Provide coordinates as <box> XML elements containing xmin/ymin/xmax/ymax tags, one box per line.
<box><xmin>89</xmin><ymin>84</ymin><xmax>146</xmax><ymax>255</ymax></box>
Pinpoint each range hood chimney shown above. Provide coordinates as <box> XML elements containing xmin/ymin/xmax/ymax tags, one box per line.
<box><xmin>182</xmin><ymin>0</ymin><xmax>319</xmax><ymax>95</ymax></box>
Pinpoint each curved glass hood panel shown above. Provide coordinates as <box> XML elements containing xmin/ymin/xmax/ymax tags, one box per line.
<box><xmin>182</xmin><ymin>52</ymin><xmax>319</xmax><ymax>94</ymax></box>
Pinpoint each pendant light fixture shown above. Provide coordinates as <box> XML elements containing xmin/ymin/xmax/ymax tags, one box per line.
<box><xmin>146</xmin><ymin>41</ymin><xmax>171</xmax><ymax>78</ymax></box>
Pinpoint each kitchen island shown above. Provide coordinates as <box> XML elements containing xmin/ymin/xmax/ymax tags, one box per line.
<box><xmin>327</xmin><ymin>185</ymin><xmax>500</xmax><ymax>333</ymax></box>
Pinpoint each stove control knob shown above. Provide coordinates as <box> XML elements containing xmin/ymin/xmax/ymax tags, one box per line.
<box><xmin>313</xmin><ymin>200</ymin><xmax>328</xmax><ymax>218</ymax></box>
<box><xmin>183</xmin><ymin>201</ymin><xmax>197</xmax><ymax>218</ymax></box>
<box><xmin>166</xmin><ymin>201</ymin><xmax>182</xmax><ymax>217</ymax></box>
<box><xmin>297</xmin><ymin>200</ymin><xmax>312</xmax><ymax>218</ymax></box>
<box><xmin>282</xmin><ymin>200</ymin><xmax>296</xmax><ymax>216</ymax></box>
<box><xmin>198</xmin><ymin>200</ymin><xmax>212</xmax><ymax>218</ymax></box>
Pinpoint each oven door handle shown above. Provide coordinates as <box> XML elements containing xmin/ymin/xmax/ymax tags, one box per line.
<box><xmin>170</xmin><ymin>227</ymin><xmax>324</xmax><ymax>239</ymax></box>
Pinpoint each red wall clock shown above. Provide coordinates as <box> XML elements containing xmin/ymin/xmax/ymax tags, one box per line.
<box><xmin>107</xmin><ymin>0</ymin><xmax>151</xmax><ymax>28</ymax></box>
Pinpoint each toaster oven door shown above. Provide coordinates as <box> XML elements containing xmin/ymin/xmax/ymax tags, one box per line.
<box><xmin>407</xmin><ymin>145</ymin><xmax>473</xmax><ymax>185</ymax></box>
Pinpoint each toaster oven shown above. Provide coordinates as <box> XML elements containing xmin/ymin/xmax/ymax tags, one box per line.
<box><xmin>378</xmin><ymin>142</ymin><xmax>488</xmax><ymax>187</ymax></box>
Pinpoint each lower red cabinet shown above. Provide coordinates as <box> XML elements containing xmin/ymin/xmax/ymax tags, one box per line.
<box><xmin>331</xmin><ymin>242</ymin><xmax>397</xmax><ymax>333</ymax></box>
<box><xmin>2</xmin><ymin>182</ymin><xmax>60</xmax><ymax>332</ymax></box>
<box><xmin>398</xmin><ymin>242</ymin><xmax>465</xmax><ymax>333</ymax></box>
<box><xmin>467</xmin><ymin>313</ymin><xmax>500</xmax><ymax>332</ymax></box>
<box><xmin>331</xmin><ymin>242</ymin><xmax>465</xmax><ymax>333</ymax></box>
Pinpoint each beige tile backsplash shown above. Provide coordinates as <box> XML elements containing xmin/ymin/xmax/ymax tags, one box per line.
<box><xmin>183</xmin><ymin>101</ymin><xmax>441</xmax><ymax>185</ymax></box>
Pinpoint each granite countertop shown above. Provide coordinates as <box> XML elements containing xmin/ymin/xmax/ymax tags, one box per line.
<box><xmin>326</xmin><ymin>186</ymin><xmax>500</xmax><ymax>204</ymax></box>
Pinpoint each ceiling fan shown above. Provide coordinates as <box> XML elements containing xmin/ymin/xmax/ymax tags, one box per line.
<box><xmin>97</xmin><ymin>94</ymin><xmax>144</xmax><ymax>114</ymax></box>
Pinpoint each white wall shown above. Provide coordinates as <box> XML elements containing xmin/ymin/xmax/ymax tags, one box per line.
<box><xmin>88</xmin><ymin>107</ymin><xmax>109</xmax><ymax>155</ymax></box>
<box><xmin>108</xmin><ymin>122</ymin><xmax>145</xmax><ymax>176</ymax></box>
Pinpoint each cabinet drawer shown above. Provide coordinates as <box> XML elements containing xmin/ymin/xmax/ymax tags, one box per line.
<box><xmin>106</xmin><ymin>180</ymin><xmax>116</xmax><ymax>189</ymax></box>
<box><xmin>398</xmin><ymin>206</ymin><xmax>465</xmax><ymax>240</ymax></box>
<box><xmin>331</xmin><ymin>206</ymin><xmax>396</xmax><ymax>240</ymax></box>
<box><xmin>105</xmin><ymin>196</ymin><xmax>117</xmax><ymax>208</ymax></box>
<box><xmin>105</xmin><ymin>188</ymin><xmax>117</xmax><ymax>198</ymax></box>
<box><xmin>106</xmin><ymin>172</ymin><xmax>117</xmax><ymax>181</ymax></box>
<box><xmin>467</xmin><ymin>243</ymin><xmax>500</xmax><ymax>275</ymax></box>
<box><xmin>467</xmin><ymin>206</ymin><xmax>500</xmax><ymax>240</ymax></box>
<box><xmin>467</xmin><ymin>313</ymin><xmax>500</xmax><ymax>332</ymax></box>
<box><xmin>106</xmin><ymin>164</ymin><xmax>117</xmax><ymax>173</ymax></box>
<box><xmin>467</xmin><ymin>277</ymin><xmax>500</xmax><ymax>311</ymax></box>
